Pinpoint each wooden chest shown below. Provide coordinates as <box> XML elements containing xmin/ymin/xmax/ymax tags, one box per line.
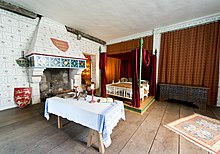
<box><xmin>159</xmin><ymin>83</ymin><xmax>208</xmax><ymax>110</ymax></box>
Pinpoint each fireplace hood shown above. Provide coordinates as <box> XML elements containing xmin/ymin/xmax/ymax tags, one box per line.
<box><xmin>26</xmin><ymin>17</ymin><xmax>86</xmax><ymax>69</ymax></box>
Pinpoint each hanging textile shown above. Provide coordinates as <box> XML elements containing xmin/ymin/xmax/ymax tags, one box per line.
<box><xmin>143</xmin><ymin>36</ymin><xmax>153</xmax><ymax>52</ymax></box>
<box><xmin>107</xmin><ymin>39</ymin><xmax>139</xmax><ymax>54</ymax></box>
<box><xmin>99</xmin><ymin>53</ymin><xmax>107</xmax><ymax>97</ymax></box>
<box><xmin>141</xmin><ymin>49</ymin><xmax>151</xmax><ymax>83</ymax></box>
<box><xmin>150</xmin><ymin>55</ymin><xmax>157</xmax><ymax>96</ymax></box>
<box><xmin>117</xmin><ymin>48</ymin><xmax>154</xmax><ymax>108</ymax></box>
<box><xmin>131</xmin><ymin>49</ymin><xmax>140</xmax><ymax>108</ymax></box>
<box><xmin>142</xmin><ymin>49</ymin><xmax>151</xmax><ymax>67</ymax></box>
<box><xmin>120</xmin><ymin>60</ymin><xmax>132</xmax><ymax>78</ymax></box>
<box><xmin>106</xmin><ymin>57</ymin><xmax>121</xmax><ymax>83</ymax></box>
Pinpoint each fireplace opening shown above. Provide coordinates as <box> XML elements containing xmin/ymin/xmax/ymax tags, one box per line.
<box><xmin>40</xmin><ymin>68</ymin><xmax>70</xmax><ymax>102</ymax></box>
<box><xmin>81</xmin><ymin>55</ymin><xmax>91</xmax><ymax>85</ymax></box>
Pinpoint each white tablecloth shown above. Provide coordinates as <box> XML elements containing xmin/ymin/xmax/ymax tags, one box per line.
<box><xmin>44</xmin><ymin>95</ymin><xmax>125</xmax><ymax>147</ymax></box>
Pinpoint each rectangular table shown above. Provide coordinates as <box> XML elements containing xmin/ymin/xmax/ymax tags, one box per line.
<box><xmin>44</xmin><ymin>95</ymin><xmax>125</xmax><ymax>153</ymax></box>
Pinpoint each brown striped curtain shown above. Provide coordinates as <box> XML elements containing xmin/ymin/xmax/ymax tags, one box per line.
<box><xmin>143</xmin><ymin>36</ymin><xmax>153</xmax><ymax>53</ymax></box>
<box><xmin>158</xmin><ymin>21</ymin><xmax>220</xmax><ymax>106</ymax></box>
<box><xmin>107</xmin><ymin>36</ymin><xmax>153</xmax><ymax>55</ymax></box>
<box><xmin>107</xmin><ymin>39</ymin><xmax>139</xmax><ymax>54</ymax></box>
<box><xmin>106</xmin><ymin>57</ymin><xmax>121</xmax><ymax>83</ymax></box>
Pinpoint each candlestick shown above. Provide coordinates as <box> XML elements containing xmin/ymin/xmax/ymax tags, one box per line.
<box><xmin>90</xmin><ymin>89</ymin><xmax>95</xmax><ymax>103</ymax></box>
<box><xmin>89</xmin><ymin>82</ymin><xmax>95</xmax><ymax>103</ymax></box>
<box><xmin>73</xmin><ymin>86</ymin><xmax>78</xmax><ymax>99</ymax></box>
<box><xmin>70</xmin><ymin>79</ymin><xmax>74</xmax><ymax>90</ymax></box>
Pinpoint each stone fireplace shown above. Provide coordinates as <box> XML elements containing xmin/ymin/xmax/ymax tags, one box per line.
<box><xmin>26</xmin><ymin>17</ymin><xmax>86</xmax><ymax>104</ymax></box>
<box><xmin>39</xmin><ymin>68</ymin><xmax>70</xmax><ymax>101</ymax></box>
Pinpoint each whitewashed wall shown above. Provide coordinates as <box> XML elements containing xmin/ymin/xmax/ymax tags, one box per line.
<box><xmin>0</xmin><ymin>9</ymin><xmax>39</xmax><ymax>111</ymax></box>
<box><xmin>0</xmin><ymin>8</ymin><xmax>106</xmax><ymax>111</ymax></box>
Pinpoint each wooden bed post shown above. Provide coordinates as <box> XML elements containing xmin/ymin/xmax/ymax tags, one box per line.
<box><xmin>139</xmin><ymin>38</ymin><xmax>143</xmax><ymax>91</ymax></box>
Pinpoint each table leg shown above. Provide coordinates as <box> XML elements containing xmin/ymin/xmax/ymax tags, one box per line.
<box><xmin>58</xmin><ymin>116</ymin><xmax>62</xmax><ymax>128</ymax></box>
<box><xmin>87</xmin><ymin>129</ymin><xmax>105</xmax><ymax>153</ymax></box>
<box><xmin>97</xmin><ymin>132</ymin><xmax>105</xmax><ymax>154</ymax></box>
<box><xmin>87</xmin><ymin>129</ymin><xmax>94</xmax><ymax>147</ymax></box>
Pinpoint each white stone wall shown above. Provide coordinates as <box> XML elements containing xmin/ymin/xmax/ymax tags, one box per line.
<box><xmin>0</xmin><ymin>9</ymin><xmax>39</xmax><ymax>111</ymax></box>
<box><xmin>0</xmin><ymin>8</ymin><xmax>106</xmax><ymax>111</ymax></box>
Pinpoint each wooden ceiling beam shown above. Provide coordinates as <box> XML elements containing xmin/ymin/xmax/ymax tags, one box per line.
<box><xmin>66</xmin><ymin>26</ymin><xmax>106</xmax><ymax>45</ymax></box>
<box><xmin>0</xmin><ymin>0</ymin><xmax>38</xmax><ymax>19</ymax></box>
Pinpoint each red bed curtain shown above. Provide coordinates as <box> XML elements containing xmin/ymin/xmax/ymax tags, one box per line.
<box><xmin>131</xmin><ymin>49</ymin><xmax>140</xmax><ymax>107</ymax></box>
<box><xmin>150</xmin><ymin>55</ymin><xmax>157</xmax><ymax>96</ymax></box>
<box><xmin>120</xmin><ymin>60</ymin><xmax>132</xmax><ymax>78</ymax></box>
<box><xmin>99</xmin><ymin>53</ymin><xmax>107</xmax><ymax>97</ymax></box>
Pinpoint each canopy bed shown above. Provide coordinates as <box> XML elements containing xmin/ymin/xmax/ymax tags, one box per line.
<box><xmin>100</xmin><ymin>37</ymin><xmax>157</xmax><ymax>108</ymax></box>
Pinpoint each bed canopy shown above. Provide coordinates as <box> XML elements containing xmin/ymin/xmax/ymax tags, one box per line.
<box><xmin>100</xmin><ymin>37</ymin><xmax>156</xmax><ymax>108</ymax></box>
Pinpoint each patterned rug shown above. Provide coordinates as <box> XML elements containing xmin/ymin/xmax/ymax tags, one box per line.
<box><xmin>164</xmin><ymin>113</ymin><xmax>220</xmax><ymax>154</ymax></box>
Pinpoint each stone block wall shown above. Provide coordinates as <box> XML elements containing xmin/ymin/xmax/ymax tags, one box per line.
<box><xmin>0</xmin><ymin>9</ymin><xmax>39</xmax><ymax>110</ymax></box>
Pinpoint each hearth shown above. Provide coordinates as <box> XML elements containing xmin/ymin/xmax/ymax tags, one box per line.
<box><xmin>40</xmin><ymin>68</ymin><xmax>70</xmax><ymax>102</ymax></box>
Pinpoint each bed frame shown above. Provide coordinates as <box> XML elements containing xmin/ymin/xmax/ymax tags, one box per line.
<box><xmin>106</xmin><ymin>81</ymin><xmax>149</xmax><ymax>100</ymax></box>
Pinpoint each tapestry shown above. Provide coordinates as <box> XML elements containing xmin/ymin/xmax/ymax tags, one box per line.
<box><xmin>164</xmin><ymin>113</ymin><xmax>220</xmax><ymax>154</ymax></box>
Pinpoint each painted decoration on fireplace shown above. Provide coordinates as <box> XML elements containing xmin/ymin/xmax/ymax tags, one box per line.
<box><xmin>71</xmin><ymin>59</ymin><xmax>79</xmax><ymax>68</ymax></box>
<box><xmin>79</xmin><ymin>60</ymin><xmax>86</xmax><ymax>68</ymax></box>
<box><xmin>28</xmin><ymin>55</ymin><xmax>86</xmax><ymax>69</ymax></box>
<box><xmin>36</xmin><ymin>56</ymin><xmax>50</xmax><ymax>67</ymax></box>
<box><xmin>50</xmin><ymin>38</ymin><xmax>69</xmax><ymax>52</ymax></box>
<box><xmin>14</xmin><ymin>88</ymin><xmax>32</xmax><ymax>108</ymax></box>
<box><xmin>29</xmin><ymin>56</ymin><xmax>35</xmax><ymax>67</ymax></box>
<box><xmin>62</xmin><ymin>58</ymin><xmax>70</xmax><ymax>67</ymax></box>
<box><xmin>50</xmin><ymin>57</ymin><xmax>61</xmax><ymax>67</ymax></box>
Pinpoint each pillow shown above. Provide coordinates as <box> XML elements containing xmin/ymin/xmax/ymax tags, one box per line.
<box><xmin>141</xmin><ymin>80</ymin><xmax>149</xmax><ymax>84</ymax></box>
<box><xmin>121</xmin><ymin>77</ymin><xmax>128</xmax><ymax>82</ymax></box>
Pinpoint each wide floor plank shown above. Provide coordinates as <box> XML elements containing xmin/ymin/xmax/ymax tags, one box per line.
<box><xmin>149</xmin><ymin>102</ymin><xmax>180</xmax><ymax>154</ymax></box>
<box><xmin>120</xmin><ymin>101</ymin><xmax>167</xmax><ymax>154</ymax></box>
<box><xmin>209</xmin><ymin>106</ymin><xmax>220</xmax><ymax>120</ymax></box>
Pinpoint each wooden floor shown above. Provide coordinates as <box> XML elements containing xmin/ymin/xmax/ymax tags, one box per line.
<box><xmin>0</xmin><ymin>101</ymin><xmax>219</xmax><ymax>154</ymax></box>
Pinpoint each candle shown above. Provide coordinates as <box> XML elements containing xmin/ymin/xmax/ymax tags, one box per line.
<box><xmin>70</xmin><ymin>79</ymin><xmax>74</xmax><ymax>90</ymax></box>
<box><xmin>91</xmin><ymin>83</ymin><xmax>94</xmax><ymax>89</ymax></box>
<box><xmin>74</xmin><ymin>81</ymin><xmax>78</xmax><ymax>87</ymax></box>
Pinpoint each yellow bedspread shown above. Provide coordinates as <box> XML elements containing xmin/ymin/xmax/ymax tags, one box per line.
<box><xmin>109</xmin><ymin>82</ymin><xmax>132</xmax><ymax>89</ymax></box>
